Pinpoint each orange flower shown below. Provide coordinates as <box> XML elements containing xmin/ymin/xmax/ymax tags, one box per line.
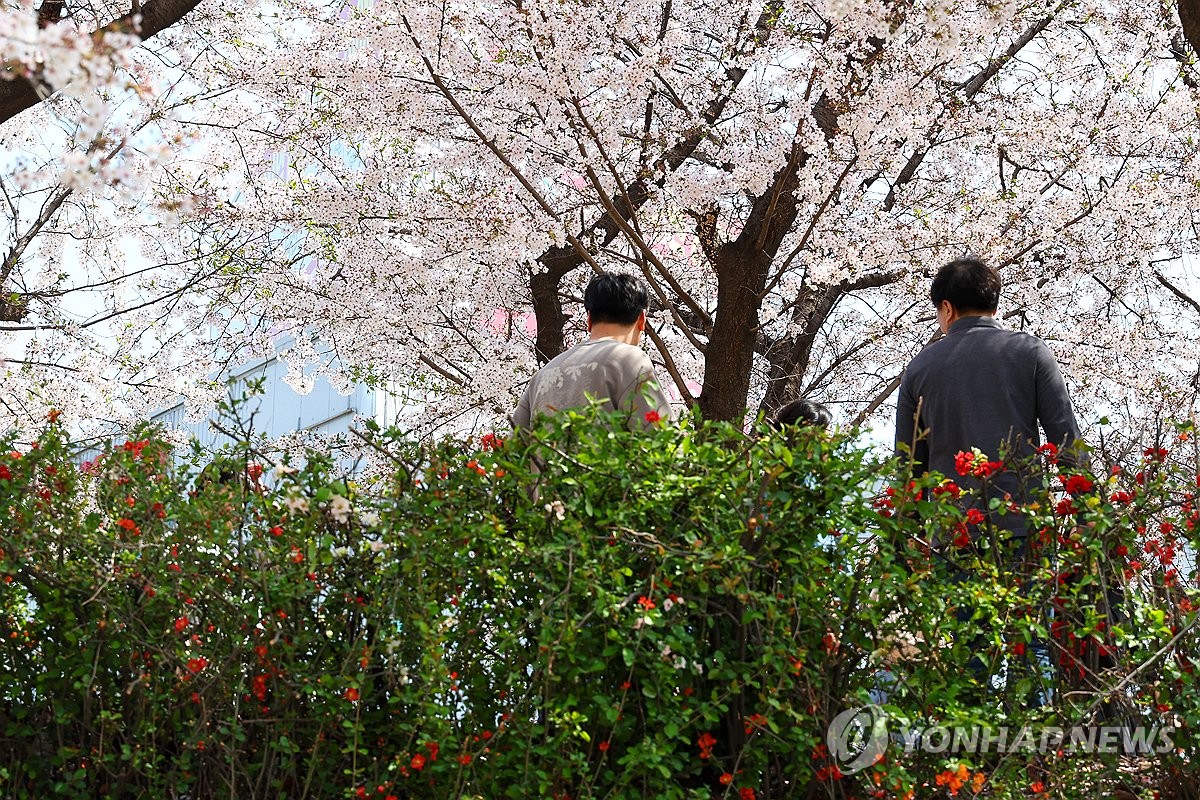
<box><xmin>934</xmin><ymin>765</ymin><xmax>969</xmax><ymax>796</ymax></box>
<box><xmin>344</xmin><ymin>687</ymin><xmax>360</xmax><ymax>702</ymax></box>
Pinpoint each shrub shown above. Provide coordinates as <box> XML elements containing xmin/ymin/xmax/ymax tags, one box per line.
<box><xmin>0</xmin><ymin>410</ymin><xmax>1195</xmax><ymax>798</ymax></box>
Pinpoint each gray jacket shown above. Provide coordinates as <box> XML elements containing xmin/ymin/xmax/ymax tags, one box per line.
<box><xmin>895</xmin><ymin>316</ymin><xmax>1085</xmax><ymax>533</ymax></box>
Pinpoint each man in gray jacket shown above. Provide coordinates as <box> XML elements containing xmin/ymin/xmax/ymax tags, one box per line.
<box><xmin>896</xmin><ymin>257</ymin><xmax>1088</xmax><ymax>707</ymax></box>
<box><xmin>512</xmin><ymin>273</ymin><xmax>672</xmax><ymax>430</ymax></box>
<box><xmin>896</xmin><ymin>257</ymin><xmax>1086</xmax><ymax>535</ymax></box>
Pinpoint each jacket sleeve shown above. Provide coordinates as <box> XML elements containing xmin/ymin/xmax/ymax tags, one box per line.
<box><xmin>895</xmin><ymin>374</ymin><xmax>928</xmax><ymax>475</ymax></box>
<box><xmin>510</xmin><ymin>382</ymin><xmax>533</xmax><ymax>429</ymax></box>
<box><xmin>1033</xmin><ymin>341</ymin><xmax>1087</xmax><ymax>469</ymax></box>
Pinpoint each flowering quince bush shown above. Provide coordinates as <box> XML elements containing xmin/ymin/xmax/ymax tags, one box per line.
<box><xmin>1</xmin><ymin>411</ymin><xmax>1200</xmax><ymax>798</ymax></box>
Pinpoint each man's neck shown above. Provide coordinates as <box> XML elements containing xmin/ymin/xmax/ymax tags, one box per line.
<box><xmin>588</xmin><ymin>323</ymin><xmax>641</xmax><ymax>346</ymax></box>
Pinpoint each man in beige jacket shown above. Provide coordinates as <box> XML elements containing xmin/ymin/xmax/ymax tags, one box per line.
<box><xmin>511</xmin><ymin>273</ymin><xmax>672</xmax><ymax>431</ymax></box>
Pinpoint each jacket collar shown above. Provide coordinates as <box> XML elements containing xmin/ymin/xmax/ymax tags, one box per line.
<box><xmin>947</xmin><ymin>315</ymin><xmax>1000</xmax><ymax>334</ymax></box>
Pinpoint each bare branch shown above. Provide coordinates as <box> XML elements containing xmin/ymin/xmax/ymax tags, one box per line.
<box><xmin>1155</xmin><ymin>270</ymin><xmax>1200</xmax><ymax>316</ymax></box>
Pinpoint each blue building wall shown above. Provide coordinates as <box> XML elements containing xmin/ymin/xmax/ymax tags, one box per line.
<box><xmin>151</xmin><ymin>354</ymin><xmax>374</xmax><ymax>449</ymax></box>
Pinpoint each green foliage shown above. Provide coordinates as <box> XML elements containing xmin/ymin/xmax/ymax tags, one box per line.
<box><xmin>0</xmin><ymin>410</ymin><xmax>1196</xmax><ymax>798</ymax></box>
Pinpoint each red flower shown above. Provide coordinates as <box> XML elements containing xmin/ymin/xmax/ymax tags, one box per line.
<box><xmin>954</xmin><ymin>451</ymin><xmax>975</xmax><ymax>476</ymax></box>
<box><xmin>174</xmin><ymin>617</ymin><xmax>189</xmax><ymax>633</ymax></box>
<box><xmin>1062</xmin><ymin>474</ymin><xmax>1094</xmax><ymax>495</ymax></box>
<box><xmin>637</xmin><ymin>596</ymin><xmax>656</xmax><ymax>610</ymax></box>
<box><xmin>1030</xmin><ymin>781</ymin><xmax>1046</xmax><ymax>794</ymax></box>
<box><xmin>720</xmin><ymin>773</ymin><xmax>734</xmax><ymax>785</ymax></box>
<box><xmin>426</xmin><ymin>741</ymin><xmax>439</xmax><ymax>761</ymax></box>
<box><xmin>1054</xmin><ymin>498</ymin><xmax>1075</xmax><ymax>516</ymax></box>
<box><xmin>973</xmin><ymin>460</ymin><xmax>1003</xmax><ymax>478</ymax></box>
<box><xmin>739</xmin><ymin>788</ymin><xmax>757</xmax><ymax>800</ymax></box>
<box><xmin>187</xmin><ymin>657</ymin><xmax>208</xmax><ymax>673</ymax></box>
<box><xmin>252</xmin><ymin>674</ymin><xmax>268</xmax><ymax>701</ymax></box>
<box><xmin>247</xmin><ymin>463</ymin><xmax>263</xmax><ymax>480</ymax></box>
<box><xmin>410</xmin><ymin>754</ymin><xmax>426</xmax><ymax>770</ymax></box>
<box><xmin>458</xmin><ymin>753</ymin><xmax>472</xmax><ymax>765</ymax></box>
<box><xmin>1011</xmin><ymin>642</ymin><xmax>1026</xmax><ymax>657</ymax></box>
<box><xmin>697</xmin><ymin>732</ymin><xmax>717</xmax><ymax>759</ymax></box>
<box><xmin>952</xmin><ymin>523</ymin><xmax>971</xmax><ymax>548</ymax></box>
<box><xmin>1037</xmin><ymin>442</ymin><xmax>1058</xmax><ymax>460</ymax></box>
<box><xmin>743</xmin><ymin>713</ymin><xmax>768</xmax><ymax>734</ymax></box>
<box><xmin>0</xmin><ymin>465</ymin><xmax>10</xmax><ymax>481</ymax></box>
<box><xmin>932</xmin><ymin>480</ymin><xmax>961</xmax><ymax>499</ymax></box>
<box><xmin>644</xmin><ymin>410</ymin><xmax>661</xmax><ymax>424</ymax></box>
<box><xmin>965</xmin><ymin>508</ymin><xmax>986</xmax><ymax>525</ymax></box>
<box><xmin>345</xmin><ymin>687</ymin><xmax>360</xmax><ymax>702</ymax></box>
<box><xmin>598</xmin><ymin>741</ymin><xmax>610</xmax><ymax>752</ymax></box>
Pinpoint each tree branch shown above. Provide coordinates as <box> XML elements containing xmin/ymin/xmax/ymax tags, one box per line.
<box><xmin>1155</xmin><ymin>270</ymin><xmax>1200</xmax><ymax>316</ymax></box>
<box><xmin>0</xmin><ymin>0</ymin><xmax>205</xmax><ymax>125</ymax></box>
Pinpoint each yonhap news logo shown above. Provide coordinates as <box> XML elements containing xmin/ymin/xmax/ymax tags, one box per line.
<box><xmin>826</xmin><ymin>705</ymin><xmax>1175</xmax><ymax>775</ymax></box>
<box><xmin>826</xmin><ymin>705</ymin><xmax>889</xmax><ymax>775</ymax></box>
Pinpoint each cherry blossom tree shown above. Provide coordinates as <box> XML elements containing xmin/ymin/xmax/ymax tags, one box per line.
<box><xmin>0</xmin><ymin>0</ymin><xmax>301</xmax><ymax>425</ymax></box>
<box><xmin>5</xmin><ymin>0</ymin><xmax>1200</xmax><ymax>440</ymax></box>
<box><xmin>209</xmin><ymin>0</ymin><xmax>1199</xmax><ymax>434</ymax></box>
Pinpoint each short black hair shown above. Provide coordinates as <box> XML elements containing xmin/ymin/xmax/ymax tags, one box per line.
<box><xmin>930</xmin><ymin>258</ymin><xmax>1001</xmax><ymax>313</ymax></box>
<box><xmin>771</xmin><ymin>398</ymin><xmax>832</xmax><ymax>430</ymax></box>
<box><xmin>584</xmin><ymin>273</ymin><xmax>650</xmax><ymax>326</ymax></box>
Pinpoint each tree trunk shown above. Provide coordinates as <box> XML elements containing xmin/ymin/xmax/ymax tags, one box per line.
<box><xmin>698</xmin><ymin>246</ymin><xmax>771</xmax><ymax>421</ymax></box>
<box><xmin>698</xmin><ymin>146</ymin><xmax>810</xmax><ymax>421</ymax></box>
<box><xmin>1180</xmin><ymin>0</ymin><xmax>1200</xmax><ymax>57</ymax></box>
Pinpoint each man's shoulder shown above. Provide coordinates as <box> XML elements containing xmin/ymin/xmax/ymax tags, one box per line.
<box><xmin>534</xmin><ymin>339</ymin><xmax>652</xmax><ymax>379</ymax></box>
<box><xmin>570</xmin><ymin>339</ymin><xmax>652</xmax><ymax>368</ymax></box>
<box><xmin>915</xmin><ymin>325</ymin><xmax>1046</xmax><ymax>359</ymax></box>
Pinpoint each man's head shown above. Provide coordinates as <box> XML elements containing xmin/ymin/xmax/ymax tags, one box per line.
<box><xmin>584</xmin><ymin>273</ymin><xmax>650</xmax><ymax>343</ymax></box>
<box><xmin>930</xmin><ymin>258</ymin><xmax>1001</xmax><ymax>333</ymax></box>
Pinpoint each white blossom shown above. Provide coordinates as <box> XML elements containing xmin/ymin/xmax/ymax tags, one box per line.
<box><xmin>327</xmin><ymin>494</ymin><xmax>352</xmax><ymax>524</ymax></box>
<box><xmin>284</xmin><ymin>494</ymin><xmax>309</xmax><ymax>514</ymax></box>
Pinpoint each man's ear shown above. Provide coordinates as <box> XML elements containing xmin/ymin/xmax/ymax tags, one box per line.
<box><xmin>636</xmin><ymin>310</ymin><xmax>646</xmax><ymax>331</ymax></box>
<box><xmin>585</xmin><ymin>311</ymin><xmax>593</xmax><ymax>332</ymax></box>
